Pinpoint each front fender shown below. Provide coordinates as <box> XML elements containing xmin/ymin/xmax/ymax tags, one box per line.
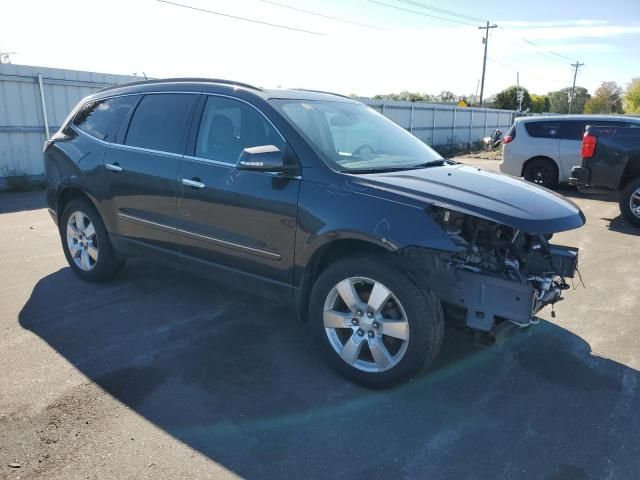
<box><xmin>295</xmin><ymin>181</ymin><xmax>456</xmax><ymax>266</ymax></box>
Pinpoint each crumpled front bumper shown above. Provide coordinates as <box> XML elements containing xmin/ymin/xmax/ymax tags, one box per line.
<box><xmin>410</xmin><ymin>244</ymin><xmax>579</xmax><ymax>333</ymax></box>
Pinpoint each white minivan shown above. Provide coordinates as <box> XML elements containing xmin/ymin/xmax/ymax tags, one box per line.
<box><xmin>499</xmin><ymin>115</ymin><xmax>640</xmax><ymax>188</ymax></box>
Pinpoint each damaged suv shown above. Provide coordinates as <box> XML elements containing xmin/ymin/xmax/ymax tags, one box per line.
<box><xmin>44</xmin><ymin>79</ymin><xmax>585</xmax><ymax>388</ymax></box>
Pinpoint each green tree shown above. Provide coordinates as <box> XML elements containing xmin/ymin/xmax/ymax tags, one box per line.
<box><xmin>530</xmin><ymin>94</ymin><xmax>550</xmax><ymax>113</ymax></box>
<box><xmin>624</xmin><ymin>78</ymin><xmax>640</xmax><ymax>113</ymax></box>
<box><xmin>373</xmin><ymin>91</ymin><xmax>434</xmax><ymax>102</ymax></box>
<box><xmin>584</xmin><ymin>81</ymin><xmax>624</xmax><ymax>114</ymax></box>
<box><xmin>547</xmin><ymin>87</ymin><xmax>590</xmax><ymax>113</ymax></box>
<box><xmin>492</xmin><ymin>86</ymin><xmax>531</xmax><ymax>111</ymax></box>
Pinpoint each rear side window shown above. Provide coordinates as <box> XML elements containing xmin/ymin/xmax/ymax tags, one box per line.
<box><xmin>72</xmin><ymin>96</ymin><xmax>138</xmax><ymax>141</ymax></box>
<box><xmin>125</xmin><ymin>94</ymin><xmax>198</xmax><ymax>154</ymax></box>
<box><xmin>557</xmin><ymin>121</ymin><xmax>587</xmax><ymax>140</ymax></box>
<box><xmin>195</xmin><ymin>96</ymin><xmax>284</xmax><ymax>164</ymax></box>
<box><xmin>525</xmin><ymin>122</ymin><xmax>560</xmax><ymax>139</ymax></box>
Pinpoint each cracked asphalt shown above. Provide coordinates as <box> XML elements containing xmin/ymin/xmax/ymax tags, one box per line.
<box><xmin>1</xmin><ymin>156</ymin><xmax>639</xmax><ymax>479</ymax></box>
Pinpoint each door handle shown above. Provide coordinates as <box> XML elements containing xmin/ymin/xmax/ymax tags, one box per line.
<box><xmin>181</xmin><ymin>178</ymin><xmax>205</xmax><ymax>189</ymax></box>
<box><xmin>106</xmin><ymin>163</ymin><xmax>123</xmax><ymax>172</ymax></box>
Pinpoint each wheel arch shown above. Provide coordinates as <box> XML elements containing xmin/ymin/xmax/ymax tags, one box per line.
<box><xmin>620</xmin><ymin>156</ymin><xmax>640</xmax><ymax>189</ymax></box>
<box><xmin>56</xmin><ymin>186</ymin><xmax>100</xmax><ymax>227</ymax></box>
<box><xmin>295</xmin><ymin>238</ymin><xmax>391</xmax><ymax>322</ymax></box>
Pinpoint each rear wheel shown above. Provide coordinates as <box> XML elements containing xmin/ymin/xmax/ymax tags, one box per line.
<box><xmin>60</xmin><ymin>198</ymin><xmax>124</xmax><ymax>282</ymax></box>
<box><xmin>309</xmin><ymin>255</ymin><xmax>444</xmax><ymax>388</ymax></box>
<box><xmin>620</xmin><ymin>177</ymin><xmax>640</xmax><ymax>227</ymax></box>
<box><xmin>523</xmin><ymin>158</ymin><xmax>558</xmax><ymax>189</ymax></box>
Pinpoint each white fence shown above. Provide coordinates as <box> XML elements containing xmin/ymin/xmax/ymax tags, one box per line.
<box><xmin>360</xmin><ymin>98</ymin><xmax>519</xmax><ymax>147</ymax></box>
<box><xmin>0</xmin><ymin>64</ymin><xmax>138</xmax><ymax>178</ymax></box>
<box><xmin>0</xmin><ymin>64</ymin><xmax>522</xmax><ymax>179</ymax></box>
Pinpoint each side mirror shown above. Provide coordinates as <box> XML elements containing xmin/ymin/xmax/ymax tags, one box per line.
<box><xmin>236</xmin><ymin>145</ymin><xmax>284</xmax><ymax>172</ymax></box>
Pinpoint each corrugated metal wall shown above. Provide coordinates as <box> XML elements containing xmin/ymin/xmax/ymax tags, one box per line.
<box><xmin>0</xmin><ymin>64</ymin><xmax>521</xmax><ymax>179</ymax></box>
<box><xmin>0</xmin><ymin>64</ymin><xmax>139</xmax><ymax>177</ymax></box>
<box><xmin>360</xmin><ymin>98</ymin><xmax>518</xmax><ymax>147</ymax></box>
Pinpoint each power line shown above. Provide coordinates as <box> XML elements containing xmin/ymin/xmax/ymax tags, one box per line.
<box><xmin>367</xmin><ymin>0</ymin><xmax>482</xmax><ymax>27</ymax></box>
<box><xmin>156</xmin><ymin>0</ymin><xmax>324</xmax><ymax>36</ymax></box>
<box><xmin>519</xmin><ymin>38</ymin><xmax>574</xmax><ymax>62</ymax></box>
<box><xmin>392</xmin><ymin>0</ymin><xmax>487</xmax><ymax>23</ymax></box>
<box><xmin>254</xmin><ymin>0</ymin><xmax>387</xmax><ymax>31</ymax></box>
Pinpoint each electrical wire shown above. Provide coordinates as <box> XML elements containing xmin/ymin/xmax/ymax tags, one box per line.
<box><xmin>254</xmin><ymin>0</ymin><xmax>387</xmax><ymax>31</ymax></box>
<box><xmin>156</xmin><ymin>0</ymin><xmax>325</xmax><ymax>36</ymax></box>
<box><xmin>367</xmin><ymin>0</ymin><xmax>483</xmax><ymax>27</ymax></box>
<box><xmin>392</xmin><ymin>0</ymin><xmax>487</xmax><ymax>23</ymax></box>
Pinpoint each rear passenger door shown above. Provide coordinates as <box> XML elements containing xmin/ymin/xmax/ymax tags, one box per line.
<box><xmin>524</xmin><ymin>121</ymin><xmax>561</xmax><ymax>176</ymax></box>
<box><xmin>100</xmin><ymin>93</ymin><xmax>199</xmax><ymax>257</ymax></box>
<box><xmin>558</xmin><ymin>120</ymin><xmax>587</xmax><ymax>180</ymax></box>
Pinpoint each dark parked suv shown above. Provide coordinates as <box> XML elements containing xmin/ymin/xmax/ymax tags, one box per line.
<box><xmin>45</xmin><ymin>79</ymin><xmax>585</xmax><ymax>388</ymax></box>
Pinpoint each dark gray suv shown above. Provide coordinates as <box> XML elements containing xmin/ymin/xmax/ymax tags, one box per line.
<box><xmin>44</xmin><ymin>78</ymin><xmax>585</xmax><ymax>388</ymax></box>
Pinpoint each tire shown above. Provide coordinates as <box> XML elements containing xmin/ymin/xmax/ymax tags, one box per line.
<box><xmin>619</xmin><ymin>177</ymin><xmax>640</xmax><ymax>227</ymax></box>
<box><xmin>59</xmin><ymin>198</ymin><xmax>124</xmax><ymax>282</ymax></box>
<box><xmin>523</xmin><ymin>158</ymin><xmax>558</xmax><ymax>189</ymax></box>
<box><xmin>309</xmin><ymin>254</ymin><xmax>444</xmax><ymax>389</ymax></box>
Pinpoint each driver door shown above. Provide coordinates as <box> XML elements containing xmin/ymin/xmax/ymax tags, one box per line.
<box><xmin>176</xmin><ymin>95</ymin><xmax>300</xmax><ymax>286</ymax></box>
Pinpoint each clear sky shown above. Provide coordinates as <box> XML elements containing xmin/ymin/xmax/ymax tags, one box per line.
<box><xmin>2</xmin><ymin>0</ymin><xmax>639</xmax><ymax>98</ymax></box>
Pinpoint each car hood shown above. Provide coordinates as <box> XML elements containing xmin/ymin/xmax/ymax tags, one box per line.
<box><xmin>353</xmin><ymin>164</ymin><xmax>585</xmax><ymax>234</ymax></box>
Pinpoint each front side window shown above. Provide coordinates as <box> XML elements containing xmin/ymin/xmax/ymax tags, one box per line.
<box><xmin>271</xmin><ymin>100</ymin><xmax>443</xmax><ymax>172</ymax></box>
<box><xmin>72</xmin><ymin>96</ymin><xmax>138</xmax><ymax>141</ymax></box>
<box><xmin>125</xmin><ymin>94</ymin><xmax>197</xmax><ymax>154</ymax></box>
<box><xmin>195</xmin><ymin>96</ymin><xmax>284</xmax><ymax>164</ymax></box>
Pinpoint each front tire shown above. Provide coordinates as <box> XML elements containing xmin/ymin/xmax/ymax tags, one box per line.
<box><xmin>309</xmin><ymin>255</ymin><xmax>444</xmax><ymax>388</ymax></box>
<box><xmin>60</xmin><ymin>198</ymin><xmax>124</xmax><ymax>282</ymax></box>
<box><xmin>620</xmin><ymin>177</ymin><xmax>640</xmax><ymax>227</ymax></box>
<box><xmin>523</xmin><ymin>157</ymin><xmax>558</xmax><ymax>189</ymax></box>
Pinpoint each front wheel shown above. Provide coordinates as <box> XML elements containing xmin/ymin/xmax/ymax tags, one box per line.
<box><xmin>309</xmin><ymin>255</ymin><xmax>444</xmax><ymax>388</ymax></box>
<box><xmin>620</xmin><ymin>177</ymin><xmax>640</xmax><ymax>227</ymax></box>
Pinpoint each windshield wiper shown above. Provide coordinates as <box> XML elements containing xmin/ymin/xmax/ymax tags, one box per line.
<box><xmin>344</xmin><ymin>159</ymin><xmax>448</xmax><ymax>174</ymax></box>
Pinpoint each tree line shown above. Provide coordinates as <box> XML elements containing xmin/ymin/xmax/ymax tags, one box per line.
<box><xmin>371</xmin><ymin>78</ymin><xmax>640</xmax><ymax>114</ymax></box>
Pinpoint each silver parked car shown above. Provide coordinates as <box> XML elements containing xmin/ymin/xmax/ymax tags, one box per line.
<box><xmin>499</xmin><ymin>115</ymin><xmax>640</xmax><ymax>188</ymax></box>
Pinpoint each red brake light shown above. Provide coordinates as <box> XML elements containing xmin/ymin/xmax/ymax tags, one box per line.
<box><xmin>582</xmin><ymin>133</ymin><xmax>597</xmax><ymax>158</ymax></box>
<box><xmin>502</xmin><ymin>135</ymin><xmax>513</xmax><ymax>144</ymax></box>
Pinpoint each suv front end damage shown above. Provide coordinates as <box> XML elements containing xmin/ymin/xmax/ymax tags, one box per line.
<box><xmin>404</xmin><ymin>206</ymin><xmax>579</xmax><ymax>338</ymax></box>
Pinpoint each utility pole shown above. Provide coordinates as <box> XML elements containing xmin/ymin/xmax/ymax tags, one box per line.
<box><xmin>478</xmin><ymin>21</ymin><xmax>498</xmax><ymax>108</ymax></box>
<box><xmin>568</xmin><ymin>61</ymin><xmax>584</xmax><ymax>114</ymax></box>
<box><xmin>516</xmin><ymin>72</ymin><xmax>523</xmax><ymax>112</ymax></box>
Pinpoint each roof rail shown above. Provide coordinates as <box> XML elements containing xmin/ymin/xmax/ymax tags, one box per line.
<box><xmin>97</xmin><ymin>77</ymin><xmax>262</xmax><ymax>93</ymax></box>
<box><xmin>290</xmin><ymin>88</ymin><xmax>353</xmax><ymax>100</ymax></box>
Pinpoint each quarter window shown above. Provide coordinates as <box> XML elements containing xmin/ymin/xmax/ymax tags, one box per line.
<box><xmin>72</xmin><ymin>96</ymin><xmax>138</xmax><ymax>141</ymax></box>
<box><xmin>195</xmin><ymin>96</ymin><xmax>284</xmax><ymax>164</ymax></box>
<box><xmin>525</xmin><ymin>122</ymin><xmax>561</xmax><ymax>139</ymax></box>
<box><xmin>125</xmin><ymin>94</ymin><xmax>197</xmax><ymax>154</ymax></box>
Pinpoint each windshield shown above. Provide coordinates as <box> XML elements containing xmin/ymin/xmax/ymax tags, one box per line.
<box><xmin>271</xmin><ymin>100</ymin><xmax>444</xmax><ymax>172</ymax></box>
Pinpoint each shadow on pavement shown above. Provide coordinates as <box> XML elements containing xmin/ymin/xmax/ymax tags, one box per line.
<box><xmin>0</xmin><ymin>190</ymin><xmax>46</xmax><ymax>214</ymax></box>
<box><xmin>602</xmin><ymin>215</ymin><xmax>640</xmax><ymax>236</ymax></box>
<box><xmin>19</xmin><ymin>262</ymin><xmax>640</xmax><ymax>479</ymax></box>
<box><xmin>557</xmin><ymin>186</ymin><xmax>618</xmax><ymax>203</ymax></box>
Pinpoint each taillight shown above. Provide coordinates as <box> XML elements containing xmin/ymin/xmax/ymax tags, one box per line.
<box><xmin>582</xmin><ymin>133</ymin><xmax>597</xmax><ymax>158</ymax></box>
<box><xmin>502</xmin><ymin>135</ymin><xmax>513</xmax><ymax>144</ymax></box>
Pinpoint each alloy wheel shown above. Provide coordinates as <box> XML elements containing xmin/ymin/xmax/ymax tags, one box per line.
<box><xmin>323</xmin><ymin>276</ymin><xmax>410</xmax><ymax>373</ymax></box>
<box><xmin>66</xmin><ymin>211</ymin><xmax>99</xmax><ymax>271</ymax></box>
<box><xmin>630</xmin><ymin>186</ymin><xmax>640</xmax><ymax>219</ymax></box>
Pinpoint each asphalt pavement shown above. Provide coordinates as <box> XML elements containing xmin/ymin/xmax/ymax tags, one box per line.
<box><xmin>1</xmin><ymin>158</ymin><xmax>639</xmax><ymax>479</ymax></box>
